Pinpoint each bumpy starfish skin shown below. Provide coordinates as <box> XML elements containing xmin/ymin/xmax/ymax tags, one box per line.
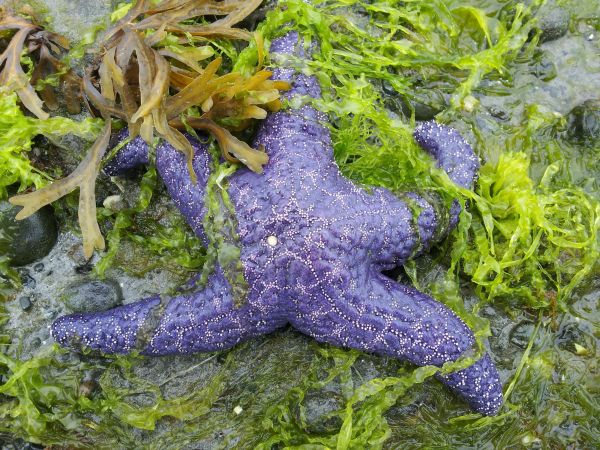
<box><xmin>52</xmin><ymin>32</ymin><xmax>503</xmax><ymax>416</ymax></box>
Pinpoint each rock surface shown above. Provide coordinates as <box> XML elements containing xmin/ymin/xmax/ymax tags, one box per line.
<box><xmin>63</xmin><ymin>279</ymin><xmax>123</xmax><ymax>313</ymax></box>
<box><xmin>0</xmin><ymin>201</ymin><xmax>58</xmax><ymax>266</ymax></box>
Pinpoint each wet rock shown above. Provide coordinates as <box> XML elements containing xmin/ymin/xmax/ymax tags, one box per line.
<box><xmin>565</xmin><ymin>99</ymin><xmax>600</xmax><ymax>143</ymax></box>
<box><xmin>509</xmin><ymin>320</ymin><xmax>537</xmax><ymax>349</ymax></box>
<box><xmin>17</xmin><ymin>268</ymin><xmax>36</xmax><ymax>288</ymax></box>
<box><xmin>382</xmin><ymin>82</ymin><xmax>447</xmax><ymax>120</ymax></box>
<box><xmin>19</xmin><ymin>296</ymin><xmax>32</xmax><ymax>311</ymax></box>
<box><xmin>537</xmin><ymin>5</ymin><xmax>570</xmax><ymax>43</ymax></box>
<box><xmin>489</xmin><ymin>106</ymin><xmax>509</xmax><ymax>121</ymax></box>
<box><xmin>238</xmin><ymin>0</ymin><xmax>278</xmax><ymax>31</ymax></box>
<box><xmin>63</xmin><ymin>279</ymin><xmax>123</xmax><ymax>313</ymax></box>
<box><xmin>556</xmin><ymin>322</ymin><xmax>595</xmax><ymax>355</ymax></box>
<box><xmin>0</xmin><ymin>201</ymin><xmax>58</xmax><ymax>266</ymax></box>
<box><xmin>296</xmin><ymin>389</ymin><xmax>344</xmax><ymax>434</ymax></box>
<box><xmin>529</xmin><ymin>52</ymin><xmax>557</xmax><ymax>81</ymax></box>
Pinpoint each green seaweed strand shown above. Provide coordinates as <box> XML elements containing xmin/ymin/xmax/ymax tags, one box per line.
<box><xmin>199</xmin><ymin>143</ymin><xmax>249</xmax><ymax>307</ymax></box>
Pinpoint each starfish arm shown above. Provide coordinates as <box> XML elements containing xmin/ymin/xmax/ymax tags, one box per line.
<box><xmin>102</xmin><ymin>131</ymin><xmax>151</xmax><ymax>176</ymax></box>
<box><xmin>411</xmin><ymin>121</ymin><xmax>480</xmax><ymax>240</ymax></box>
<box><xmin>245</xmin><ymin>31</ymin><xmax>333</xmax><ymax>172</ymax></box>
<box><xmin>289</xmin><ymin>273</ymin><xmax>503</xmax><ymax>416</ymax></box>
<box><xmin>261</xmin><ymin>32</ymin><xmax>480</xmax><ymax>263</ymax></box>
<box><xmin>414</xmin><ymin>121</ymin><xmax>480</xmax><ymax>190</ymax></box>
<box><xmin>51</xmin><ymin>295</ymin><xmax>161</xmax><ymax>354</ymax></box>
<box><xmin>51</xmin><ymin>268</ymin><xmax>284</xmax><ymax>355</ymax></box>
<box><xmin>103</xmin><ymin>131</ymin><xmax>212</xmax><ymax>243</ymax></box>
<box><xmin>371</xmin><ymin>122</ymin><xmax>480</xmax><ymax>257</ymax></box>
<box><xmin>154</xmin><ymin>137</ymin><xmax>212</xmax><ymax>244</ymax></box>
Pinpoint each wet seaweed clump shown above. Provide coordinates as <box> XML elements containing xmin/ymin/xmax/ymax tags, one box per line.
<box><xmin>0</xmin><ymin>7</ymin><xmax>81</xmax><ymax>119</ymax></box>
<box><xmin>7</xmin><ymin>0</ymin><xmax>289</xmax><ymax>258</ymax></box>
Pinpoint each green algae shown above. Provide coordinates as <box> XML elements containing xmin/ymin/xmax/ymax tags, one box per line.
<box><xmin>200</xmin><ymin>146</ymin><xmax>250</xmax><ymax>308</ymax></box>
<box><xmin>1</xmin><ymin>0</ymin><xmax>599</xmax><ymax>448</ymax></box>
<box><xmin>0</xmin><ymin>88</ymin><xmax>102</xmax><ymax>200</ymax></box>
<box><xmin>94</xmin><ymin>161</ymin><xmax>207</xmax><ymax>280</ymax></box>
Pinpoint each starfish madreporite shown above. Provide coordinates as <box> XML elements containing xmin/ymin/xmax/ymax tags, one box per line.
<box><xmin>51</xmin><ymin>32</ymin><xmax>503</xmax><ymax>416</ymax></box>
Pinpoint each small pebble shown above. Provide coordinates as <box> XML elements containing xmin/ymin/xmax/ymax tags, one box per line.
<box><xmin>19</xmin><ymin>296</ymin><xmax>33</xmax><ymax>311</ymax></box>
<box><xmin>489</xmin><ymin>106</ymin><xmax>509</xmax><ymax>121</ymax></box>
<box><xmin>33</xmin><ymin>263</ymin><xmax>44</xmax><ymax>273</ymax></box>
<box><xmin>18</xmin><ymin>269</ymin><xmax>36</xmax><ymax>288</ymax></box>
<box><xmin>75</xmin><ymin>263</ymin><xmax>93</xmax><ymax>275</ymax></box>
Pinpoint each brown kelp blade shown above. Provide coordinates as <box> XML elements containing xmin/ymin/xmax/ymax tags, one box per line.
<box><xmin>0</xmin><ymin>25</ymin><xmax>48</xmax><ymax>119</ymax></box>
<box><xmin>9</xmin><ymin>123</ymin><xmax>112</xmax><ymax>258</ymax></box>
<box><xmin>186</xmin><ymin>118</ymin><xmax>269</xmax><ymax>173</ymax></box>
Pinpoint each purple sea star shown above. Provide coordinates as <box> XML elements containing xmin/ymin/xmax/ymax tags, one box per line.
<box><xmin>51</xmin><ymin>32</ymin><xmax>503</xmax><ymax>416</ymax></box>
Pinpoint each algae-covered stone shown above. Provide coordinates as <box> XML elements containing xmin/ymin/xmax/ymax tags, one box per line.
<box><xmin>63</xmin><ymin>278</ymin><xmax>123</xmax><ymax>313</ymax></box>
<box><xmin>381</xmin><ymin>80</ymin><xmax>447</xmax><ymax>121</ymax></box>
<box><xmin>509</xmin><ymin>320</ymin><xmax>537</xmax><ymax>349</ymax></box>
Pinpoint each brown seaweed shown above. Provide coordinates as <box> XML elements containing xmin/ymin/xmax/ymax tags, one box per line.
<box><xmin>0</xmin><ymin>8</ymin><xmax>81</xmax><ymax>117</ymax></box>
<box><xmin>0</xmin><ymin>9</ymin><xmax>47</xmax><ymax>118</ymax></box>
<box><xmin>7</xmin><ymin>0</ymin><xmax>289</xmax><ymax>259</ymax></box>
<box><xmin>10</xmin><ymin>123</ymin><xmax>112</xmax><ymax>258</ymax></box>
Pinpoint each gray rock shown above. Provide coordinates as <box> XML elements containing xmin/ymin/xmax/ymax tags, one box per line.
<box><xmin>0</xmin><ymin>201</ymin><xmax>58</xmax><ymax>266</ymax></box>
<box><xmin>63</xmin><ymin>279</ymin><xmax>123</xmax><ymax>313</ymax></box>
